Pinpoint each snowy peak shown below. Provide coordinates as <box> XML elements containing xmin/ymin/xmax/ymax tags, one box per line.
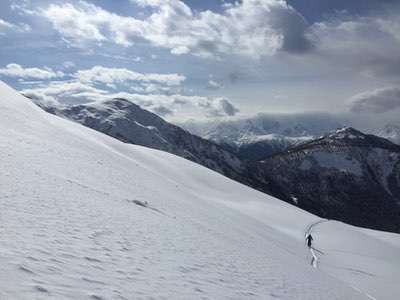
<box><xmin>102</xmin><ymin>97</ymin><xmax>137</xmax><ymax>109</ymax></box>
<box><xmin>95</xmin><ymin>98</ymin><xmax>163</xmax><ymax>125</ymax></box>
<box><xmin>58</xmin><ymin>98</ymin><xmax>164</xmax><ymax>128</ymax></box>
<box><xmin>293</xmin><ymin>126</ymin><xmax>400</xmax><ymax>152</ymax></box>
<box><xmin>328</xmin><ymin>127</ymin><xmax>366</xmax><ymax>139</ymax></box>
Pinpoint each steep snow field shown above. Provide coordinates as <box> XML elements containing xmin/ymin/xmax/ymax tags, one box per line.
<box><xmin>0</xmin><ymin>81</ymin><xmax>399</xmax><ymax>299</ymax></box>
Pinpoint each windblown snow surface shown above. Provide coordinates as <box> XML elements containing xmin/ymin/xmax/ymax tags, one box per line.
<box><xmin>0</xmin><ymin>81</ymin><xmax>399</xmax><ymax>299</ymax></box>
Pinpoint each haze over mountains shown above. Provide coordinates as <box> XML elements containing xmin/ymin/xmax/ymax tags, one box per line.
<box><xmin>181</xmin><ymin>114</ymin><xmax>400</xmax><ymax>159</ymax></box>
<box><xmin>375</xmin><ymin>124</ymin><xmax>400</xmax><ymax>145</ymax></box>
<box><xmin>181</xmin><ymin>113</ymin><xmax>347</xmax><ymax>160</ymax></box>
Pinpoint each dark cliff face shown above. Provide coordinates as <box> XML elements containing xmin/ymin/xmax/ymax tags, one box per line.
<box><xmin>258</xmin><ymin>127</ymin><xmax>400</xmax><ymax>232</ymax></box>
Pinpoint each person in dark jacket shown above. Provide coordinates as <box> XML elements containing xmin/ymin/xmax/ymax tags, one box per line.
<box><xmin>306</xmin><ymin>234</ymin><xmax>313</xmax><ymax>248</ymax></box>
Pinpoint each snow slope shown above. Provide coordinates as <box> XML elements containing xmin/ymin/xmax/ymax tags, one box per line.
<box><xmin>0</xmin><ymin>81</ymin><xmax>399</xmax><ymax>299</ymax></box>
<box><xmin>39</xmin><ymin>99</ymin><xmax>247</xmax><ymax>180</ymax></box>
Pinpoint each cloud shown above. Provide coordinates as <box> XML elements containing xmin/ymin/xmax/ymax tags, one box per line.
<box><xmin>151</xmin><ymin>105</ymin><xmax>174</xmax><ymax>117</ymax></box>
<box><xmin>0</xmin><ymin>19</ymin><xmax>15</xmax><ymax>32</ymax></box>
<box><xmin>39</xmin><ymin>0</ymin><xmax>312</xmax><ymax>58</ymax></box>
<box><xmin>10</xmin><ymin>0</ymin><xmax>35</xmax><ymax>16</ymax></box>
<box><xmin>62</xmin><ymin>61</ymin><xmax>76</xmax><ymax>69</ymax></box>
<box><xmin>0</xmin><ymin>18</ymin><xmax>31</xmax><ymax>35</ymax></box>
<box><xmin>125</xmin><ymin>94</ymin><xmax>239</xmax><ymax>119</ymax></box>
<box><xmin>309</xmin><ymin>10</ymin><xmax>400</xmax><ymax>77</ymax></box>
<box><xmin>265</xmin><ymin>1</ymin><xmax>312</xmax><ymax>53</ymax></box>
<box><xmin>207</xmin><ymin>79</ymin><xmax>223</xmax><ymax>90</ymax></box>
<box><xmin>228</xmin><ymin>72</ymin><xmax>241</xmax><ymax>84</ymax></box>
<box><xmin>349</xmin><ymin>87</ymin><xmax>400</xmax><ymax>113</ymax></box>
<box><xmin>197</xmin><ymin>96</ymin><xmax>240</xmax><ymax>117</ymax></box>
<box><xmin>21</xmin><ymin>80</ymin><xmax>108</xmax><ymax>105</ymax></box>
<box><xmin>215</xmin><ymin>98</ymin><xmax>240</xmax><ymax>116</ymax></box>
<box><xmin>0</xmin><ymin>64</ymin><xmax>64</xmax><ymax>80</ymax></box>
<box><xmin>21</xmin><ymin>79</ymin><xmax>239</xmax><ymax>119</ymax></box>
<box><xmin>4</xmin><ymin>56</ymin><xmax>237</xmax><ymax>119</ymax></box>
<box><xmin>40</xmin><ymin>1</ymin><xmax>143</xmax><ymax>47</ymax></box>
<box><xmin>14</xmin><ymin>0</ymin><xmax>400</xmax><ymax>83</ymax></box>
<box><xmin>74</xmin><ymin>66</ymin><xmax>185</xmax><ymax>86</ymax></box>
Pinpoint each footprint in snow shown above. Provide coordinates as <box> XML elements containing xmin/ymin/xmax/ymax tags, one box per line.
<box><xmin>127</xmin><ymin>199</ymin><xmax>166</xmax><ymax>215</ymax></box>
<box><xmin>34</xmin><ymin>285</ymin><xmax>49</xmax><ymax>294</ymax></box>
<box><xmin>130</xmin><ymin>199</ymin><xmax>148</xmax><ymax>207</ymax></box>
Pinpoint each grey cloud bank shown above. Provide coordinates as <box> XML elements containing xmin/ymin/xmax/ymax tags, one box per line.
<box><xmin>349</xmin><ymin>87</ymin><xmax>400</xmax><ymax>114</ymax></box>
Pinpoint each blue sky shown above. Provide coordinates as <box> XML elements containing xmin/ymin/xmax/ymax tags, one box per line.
<box><xmin>0</xmin><ymin>0</ymin><xmax>399</xmax><ymax>123</ymax></box>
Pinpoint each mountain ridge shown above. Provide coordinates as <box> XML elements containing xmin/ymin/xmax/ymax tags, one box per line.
<box><xmin>258</xmin><ymin>126</ymin><xmax>400</xmax><ymax>232</ymax></box>
<box><xmin>38</xmin><ymin>97</ymin><xmax>285</xmax><ymax>199</ymax></box>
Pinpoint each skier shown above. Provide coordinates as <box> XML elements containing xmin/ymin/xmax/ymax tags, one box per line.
<box><xmin>306</xmin><ymin>233</ymin><xmax>313</xmax><ymax>248</ymax></box>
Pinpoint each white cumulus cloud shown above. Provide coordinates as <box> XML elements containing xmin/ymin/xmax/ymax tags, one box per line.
<box><xmin>74</xmin><ymin>66</ymin><xmax>185</xmax><ymax>86</ymax></box>
<box><xmin>39</xmin><ymin>0</ymin><xmax>311</xmax><ymax>58</ymax></box>
<box><xmin>0</xmin><ymin>64</ymin><xmax>64</xmax><ymax>80</ymax></box>
<box><xmin>21</xmin><ymin>79</ymin><xmax>239</xmax><ymax>120</ymax></box>
<box><xmin>21</xmin><ymin>81</ymin><xmax>108</xmax><ymax>105</ymax></box>
<box><xmin>207</xmin><ymin>79</ymin><xmax>223</xmax><ymax>90</ymax></box>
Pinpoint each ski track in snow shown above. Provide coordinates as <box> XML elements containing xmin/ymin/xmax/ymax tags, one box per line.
<box><xmin>304</xmin><ymin>219</ymin><xmax>329</xmax><ymax>269</ymax></box>
<box><xmin>303</xmin><ymin>219</ymin><xmax>399</xmax><ymax>300</ymax></box>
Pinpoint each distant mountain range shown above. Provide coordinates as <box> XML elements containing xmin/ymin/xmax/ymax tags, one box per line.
<box><xmin>37</xmin><ymin>99</ymin><xmax>400</xmax><ymax>233</ymax></box>
<box><xmin>181</xmin><ymin>113</ymin><xmax>346</xmax><ymax>160</ymax></box>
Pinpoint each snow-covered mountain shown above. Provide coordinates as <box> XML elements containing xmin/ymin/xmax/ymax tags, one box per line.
<box><xmin>258</xmin><ymin>127</ymin><xmax>400</xmax><ymax>233</ymax></box>
<box><xmin>2</xmin><ymin>81</ymin><xmax>400</xmax><ymax>299</ymax></box>
<box><xmin>375</xmin><ymin>123</ymin><xmax>400</xmax><ymax>145</ymax></box>
<box><xmin>39</xmin><ymin>99</ymin><xmax>260</xmax><ymax>188</ymax></box>
<box><xmin>39</xmin><ymin>100</ymin><xmax>400</xmax><ymax>233</ymax></box>
<box><xmin>181</xmin><ymin>113</ymin><xmax>345</xmax><ymax>160</ymax></box>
